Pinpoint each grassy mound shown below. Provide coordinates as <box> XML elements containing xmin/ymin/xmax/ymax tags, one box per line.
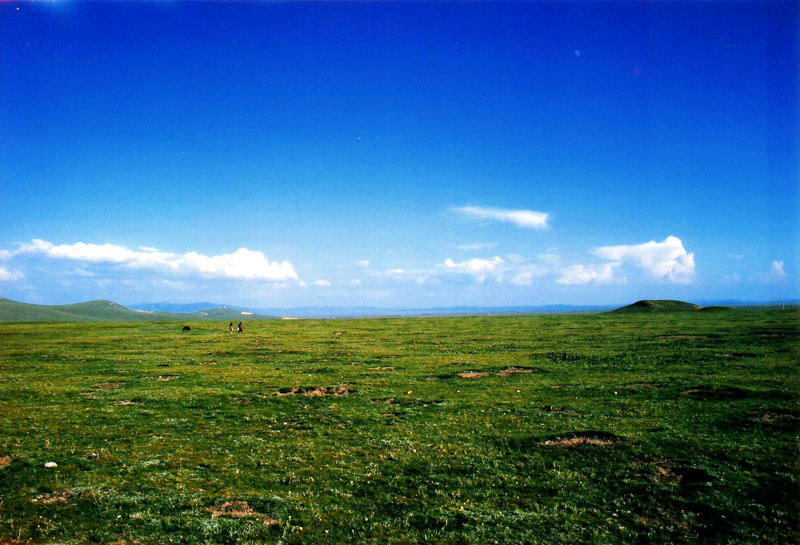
<box><xmin>610</xmin><ymin>300</ymin><xmax>702</xmax><ymax>314</ymax></box>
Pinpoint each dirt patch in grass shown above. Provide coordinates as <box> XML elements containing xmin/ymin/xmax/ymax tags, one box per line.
<box><xmin>541</xmin><ymin>430</ymin><xmax>617</xmax><ymax>447</ymax></box>
<box><xmin>757</xmin><ymin>411</ymin><xmax>800</xmax><ymax>430</ymax></box>
<box><xmin>497</xmin><ymin>367</ymin><xmax>534</xmax><ymax>377</ymax></box>
<box><xmin>0</xmin><ymin>456</ymin><xmax>11</xmax><ymax>469</ymax></box>
<box><xmin>32</xmin><ymin>491</ymin><xmax>73</xmax><ymax>505</ymax></box>
<box><xmin>539</xmin><ymin>405</ymin><xmax>580</xmax><ymax>416</ymax></box>
<box><xmin>207</xmin><ymin>500</ymin><xmax>280</xmax><ymax>525</ymax></box>
<box><xmin>543</xmin><ymin>437</ymin><xmax>613</xmax><ymax>447</ymax></box>
<box><xmin>115</xmin><ymin>400</ymin><xmax>142</xmax><ymax>406</ymax></box>
<box><xmin>714</xmin><ymin>353</ymin><xmax>753</xmax><ymax>359</ymax></box>
<box><xmin>368</xmin><ymin>366</ymin><xmax>395</xmax><ymax>371</ymax></box>
<box><xmin>683</xmin><ymin>385</ymin><xmax>749</xmax><ymax>401</ymax></box>
<box><xmin>92</xmin><ymin>382</ymin><xmax>125</xmax><ymax>389</ymax></box>
<box><xmin>724</xmin><ymin>408</ymin><xmax>800</xmax><ymax>432</ymax></box>
<box><xmin>141</xmin><ymin>375</ymin><xmax>181</xmax><ymax>381</ymax></box>
<box><xmin>647</xmin><ymin>460</ymin><xmax>714</xmax><ymax>486</ymax></box>
<box><xmin>452</xmin><ymin>367</ymin><xmax>537</xmax><ymax>379</ymax></box>
<box><xmin>276</xmin><ymin>385</ymin><xmax>356</xmax><ymax>397</ymax></box>
<box><xmin>622</xmin><ymin>382</ymin><xmax>669</xmax><ymax>390</ymax></box>
<box><xmin>457</xmin><ymin>371</ymin><xmax>490</xmax><ymax>379</ymax></box>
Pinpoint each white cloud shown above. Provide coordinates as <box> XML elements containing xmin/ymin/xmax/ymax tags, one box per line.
<box><xmin>557</xmin><ymin>263</ymin><xmax>620</xmax><ymax>285</ymax></box>
<box><xmin>589</xmin><ymin>236</ymin><xmax>695</xmax><ymax>283</ymax></box>
<box><xmin>453</xmin><ymin>206</ymin><xmax>549</xmax><ymax>230</ymax></box>
<box><xmin>177</xmin><ymin>248</ymin><xmax>297</xmax><ymax>280</ymax></box>
<box><xmin>753</xmin><ymin>260</ymin><xmax>791</xmax><ymax>285</ymax></box>
<box><xmin>350</xmin><ymin>279</ymin><xmax>363</xmax><ymax>285</ymax></box>
<box><xmin>510</xmin><ymin>259</ymin><xmax>558</xmax><ymax>285</ymax></box>
<box><xmin>314</xmin><ymin>279</ymin><xmax>332</xmax><ymax>287</ymax></box>
<box><xmin>0</xmin><ymin>266</ymin><xmax>24</xmax><ymax>282</ymax></box>
<box><xmin>440</xmin><ymin>256</ymin><xmax>504</xmax><ymax>283</ymax></box>
<box><xmin>12</xmin><ymin>239</ymin><xmax>299</xmax><ymax>282</ymax></box>
<box><xmin>357</xmin><ymin>260</ymin><xmax>370</xmax><ymax>268</ymax></box>
<box><xmin>380</xmin><ymin>267</ymin><xmax>433</xmax><ymax>285</ymax></box>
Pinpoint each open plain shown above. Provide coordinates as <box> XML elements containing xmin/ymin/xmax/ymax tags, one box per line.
<box><xmin>0</xmin><ymin>309</ymin><xmax>798</xmax><ymax>544</ymax></box>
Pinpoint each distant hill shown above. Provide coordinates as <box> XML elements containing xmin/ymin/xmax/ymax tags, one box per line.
<box><xmin>610</xmin><ymin>300</ymin><xmax>701</xmax><ymax>313</ymax></box>
<box><xmin>191</xmin><ymin>307</ymin><xmax>275</xmax><ymax>321</ymax></box>
<box><xmin>0</xmin><ymin>298</ymin><xmax>276</xmax><ymax>323</ymax></box>
<box><xmin>130</xmin><ymin>302</ymin><xmax>222</xmax><ymax>313</ymax></box>
<box><xmin>609</xmin><ymin>300</ymin><xmax>735</xmax><ymax>314</ymax></box>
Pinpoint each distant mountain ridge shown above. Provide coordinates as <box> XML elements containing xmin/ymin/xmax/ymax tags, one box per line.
<box><xmin>0</xmin><ymin>298</ymin><xmax>276</xmax><ymax>323</ymax></box>
<box><xmin>2</xmin><ymin>297</ymin><xmax>796</xmax><ymax>322</ymax></box>
<box><xmin>130</xmin><ymin>302</ymin><xmax>222</xmax><ymax>314</ymax></box>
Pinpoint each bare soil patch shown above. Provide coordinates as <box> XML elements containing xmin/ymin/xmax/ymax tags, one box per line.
<box><xmin>452</xmin><ymin>367</ymin><xmax>537</xmax><ymax>379</ymax></box>
<box><xmin>276</xmin><ymin>385</ymin><xmax>355</xmax><ymax>397</ymax></box>
<box><xmin>540</xmin><ymin>430</ymin><xmax>617</xmax><ymax>447</ymax></box>
<box><xmin>758</xmin><ymin>411</ymin><xmax>799</xmax><ymax>429</ymax></box>
<box><xmin>0</xmin><ymin>456</ymin><xmax>11</xmax><ymax>469</ymax></box>
<box><xmin>683</xmin><ymin>385</ymin><xmax>748</xmax><ymax>401</ymax></box>
<box><xmin>207</xmin><ymin>500</ymin><xmax>280</xmax><ymax>525</ymax></box>
<box><xmin>539</xmin><ymin>405</ymin><xmax>580</xmax><ymax>416</ymax></box>
<box><xmin>497</xmin><ymin>367</ymin><xmax>534</xmax><ymax>377</ymax></box>
<box><xmin>457</xmin><ymin>371</ymin><xmax>490</xmax><ymax>379</ymax></box>
<box><xmin>92</xmin><ymin>382</ymin><xmax>125</xmax><ymax>389</ymax></box>
<box><xmin>646</xmin><ymin>460</ymin><xmax>714</xmax><ymax>486</ymax></box>
<box><xmin>32</xmin><ymin>491</ymin><xmax>72</xmax><ymax>504</ymax></box>
<box><xmin>543</xmin><ymin>437</ymin><xmax>613</xmax><ymax>447</ymax></box>
<box><xmin>622</xmin><ymin>382</ymin><xmax>669</xmax><ymax>390</ymax></box>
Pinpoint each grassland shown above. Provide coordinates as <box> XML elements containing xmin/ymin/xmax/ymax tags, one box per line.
<box><xmin>0</xmin><ymin>310</ymin><xmax>798</xmax><ymax>544</ymax></box>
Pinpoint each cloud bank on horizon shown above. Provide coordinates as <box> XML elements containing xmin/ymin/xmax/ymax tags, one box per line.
<box><xmin>0</xmin><ymin>225</ymin><xmax>794</xmax><ymax>307</ymax></box>
<box><xmin>0</xmin><ymin>229</ymin><xmax>699</xmax><ymax>293</ymax></box>
<box><xmin>4</xmin><ymin>239</ymin><xmax>298</xmax><ymax>282</ymax></box>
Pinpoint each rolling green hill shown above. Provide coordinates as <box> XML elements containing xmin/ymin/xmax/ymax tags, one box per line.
<box><xmin>609</xmin><ymin>299</ymin><xmax>703</xmax><ymax>313</ymax></box>
<box><xmin>0</xmin><ymin>298</ymin><xmax>276</xmax><ymax>323</ymax></box>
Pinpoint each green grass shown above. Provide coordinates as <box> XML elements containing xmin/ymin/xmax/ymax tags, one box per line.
<box><xmin>0</xmin><ymin>311</ymin><xmax>798</xmax><ymax>544</ymax></box>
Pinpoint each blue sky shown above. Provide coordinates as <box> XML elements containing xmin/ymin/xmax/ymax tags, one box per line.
<box><xmin>1</xmin><ymin>1</ymin><xmax>798</xmax><ymax>309</ymax></box>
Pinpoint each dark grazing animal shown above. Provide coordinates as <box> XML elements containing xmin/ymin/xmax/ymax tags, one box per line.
<box><xmin>182</xmin><ymin>326</ymin><xmax>191</xmax><ymax>332</ymax></box>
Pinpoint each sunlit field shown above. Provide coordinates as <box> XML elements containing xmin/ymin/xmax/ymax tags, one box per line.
<box><xmin>1</xmin><ymin>310</ymin><xmax>798</xmax><ymax>544</ymax></box>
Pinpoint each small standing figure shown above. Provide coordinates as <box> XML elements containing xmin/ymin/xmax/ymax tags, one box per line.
<box><xmin>237</xmin><ymin>322</ymin><xmax>243</xmax><ymax>333</ymax></box>
<box><xmin>229</xmin><ymin>322</ymin><xmax>234</xmax><ymax>334</ymax></box>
